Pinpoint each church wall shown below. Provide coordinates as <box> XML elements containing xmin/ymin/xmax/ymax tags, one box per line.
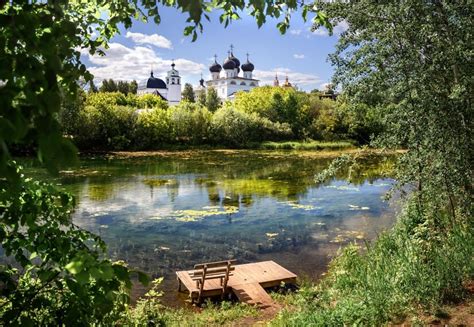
<box><xmin>226</xmin><ymin>80</ymin><xmax>258</xmax><ymax>97</ymax></box>
<box><xmin>167</xmin><ymin>84</ymin><xmax>181</xmax><ymax>103</ymax></box>
<box><xmin>137</xmin><ymin>88</ymin><xmax>168</xmax><ymax>99</ymax></box>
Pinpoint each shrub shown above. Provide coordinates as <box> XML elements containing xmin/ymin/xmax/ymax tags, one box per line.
<box><xmin>169</xmin><ymin>102</ymin><xmax>212</xmax><ymax>144</ymax></box>
<box><xmin>211</xmin><ymin>106</ymin><xmax>258</xmax><ymax>146</ymax></box>
<box><xmin>85</xmin><ymin>92</ymin><xmax>129</xmax><ymax>107</ymax></box>
<box><xmin>76</xmin><ymin>104</ymin><xmax>136</xmax><ymax>150</ymax></box>
<box><xmin>135</xmin><ymin>94</ymin><xmax>169</xmax><ymax>109</ymax></box>
<box><xmin>308</xmin><ymin>98</ymin><xmax>347</xmax><ymax>141</ymax></box>
<box><xmin>211</xmin><ymin>105</ymin><xmax>293</xmax><ymax>146</ymax></box>
<box><xmin>134</xmin><ymin>108</ymin><xmax>172</xmax><ymax>149</ymax></box>
<box><xmin>233</xmin><ymin>86</ymin><xmax>285</xmax><ymax>120</ymax></box>
<box><xmin>62</xmin><ymin>89</ymin><xmax>384</xmax><ymax>150</ymax></box>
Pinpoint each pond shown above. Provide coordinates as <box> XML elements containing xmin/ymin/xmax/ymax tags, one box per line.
<box><xmin>24</xmin><ymin>150</ymin><xmax>398</xmax><ymax>307</ymax></box>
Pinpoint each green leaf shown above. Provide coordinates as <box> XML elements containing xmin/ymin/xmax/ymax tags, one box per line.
<box><xmin>136</xmin><ymin>271</ymin><xmax>150</xmax><ymax>286</ymax></box>
<box><xmin>65</xmin><ymin>259</ymin><xmax>84</xmax><ymax>275</ymax></box>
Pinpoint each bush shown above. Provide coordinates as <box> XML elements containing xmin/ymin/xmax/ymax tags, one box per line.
<box><xmin>135</xmin><ymin>94</ymin><xmax>169</xmax><ymax>109</ymax></box>
<box><xmin>169</xmin><ymin>102</ymin><xmax>212</xmax><ymax>144</ymax></box>
<box><xmin>85</xmin><ymin>91</ymin><xmax>129</xmax><ymax>107</ymax></box>
<box><xmin>307</xmin><ymin>98</ymin><xmax>347</xmax><ymax>141</ymax></box>
<box><xmin>134</xmin><ymin>108</ymin><xmax>172</xmax><ymax>149</ymax></box>
<box><xmin>75</xmin><ymin>104</ymin><xmax>136</xmax><ymax>150</ymax></box>
<box><xmin>233</xmin><ymin>86</ymin><xmax>290</xmax><ymax>121</ymax></box>
<box><xmin>211</xmin><ymin>105</ymin><xmax>292</xmax><ymax>146</ymax></box>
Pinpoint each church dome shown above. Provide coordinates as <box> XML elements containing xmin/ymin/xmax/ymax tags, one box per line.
<box><xmin>146</xmin><ymin>71</ymin><xmax>166</xmax><ymax>89</ymax></box>
<box><xmin>242</xmin><ymin>60</ymin><xmax>254</xmax><ymax>72</ymax></box>
<box><xmin>229</xmin><ymin>52</ymin><xmax>240</xmax><ymax>68</ymax></box>
<box><xmin>209</xmin><ymin>60</ymin><xmax>222</xmax><ymax>73</ymax></box>
<box><xmin>223</xmin><ymin>56</ymin><xmax>236</xmax><ymax>70</ymax></box>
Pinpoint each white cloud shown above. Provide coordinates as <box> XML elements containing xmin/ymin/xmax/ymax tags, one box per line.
<box><xmin>334</xmin><ymin>20</ymin><xmax>350</xmax><ymax>34</ymax></box>
<box><xmin>82</xmin><ymin>42</ymin><xmax>205</xmax><ymax>84</ymax></box>
<box><xmin>254</xmin><ymin>67</ymin><xmax>322</xmax><ymax>88</ymax></box>
<box><xmin>289</xmin><ymin>29</ymin><xmax>302</xmax><ymax>36</ymax></box>
<box><xmin>311</xmin><ymin>20</ymin><xmax>349</xmax><ymax>37</ymax></box>
<box><xmin>125</xmin><ymin>31</ymin><xmax>173</xmax><ymax>49</ymax></box>
<box><xmin>319</xmin><ymin>82</ymin><xmax>331</xmax><ymax>91</ymax></box>
<box><xmin>293</xmin><ymin>54</ymin><xmax>305</xmax><ymax>59</ymax></box>
<box><xmin>311</xmin><ymin>28</ymin><xmax>330</xmax><ymax>37</ymax></box>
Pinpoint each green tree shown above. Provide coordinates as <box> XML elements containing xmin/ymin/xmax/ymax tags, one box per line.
<box><xmin>205</xmin><ymin>87</ymin><xmax>221</xmax><ymax>112</ymax></box>
<box><xmin>325</xmin><ymin>1</ymin><xmax>472</xmax><ymax>224</ymax></box>
<box><xmin>88</xmin><ymin>80</ymin><xmax>98</xmax><ymax>93</ymax></box>
<box><xmin>197</xmin><ymin>90</ymin><xmax>207</xmax><ymax>107</ymax></box>
<box><xmin>59</xmin><ymin>89</ymin><xmax>86</xmax><ymax>137</ymax></box>
<box><xmin>117</xmin><ymin>80</ymin><xmax>130</xmax><ymax>94</ymax></box>
<box><xmin>182</xmin><ymin>83</ymin><xmax>195</xmax><ymax>102</ymax></box>
<box><xmin>134</xmin><ymin>108</ymin><xmax>172</xmax><ymax>148</ymax></box>
<box><xmin>129</xmin><ymin>80</ymin><xmax>138</xmax><ymax>94</ymax></box>
<box><xmin>100</xmin><ymin>79</ymin><xmax>118</xmax><ymax>92</ymax></box>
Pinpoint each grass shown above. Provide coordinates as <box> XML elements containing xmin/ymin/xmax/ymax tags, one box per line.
<box><xmin>78</xmin><ymin>140</ymin><xmax>357</xmax><ymax>154</ymax></box>
<box><xmin>253</xmin><ymin>140</ymin><xmax>356</xmax><ymax>151</ymax></box>
<box><xmin>270</xmin><ymin>200</ymin><xmax>474</xmax><ymax>326</ymax></box>
<box><xmin>121</xmin><ymin>278</ymin><xmax>259</xmax><ymax>326</ymax></box>
<box><xmin>124</xmin><ymin>300</ymin><xmax>258</xmax><ymax>327</ymax></box>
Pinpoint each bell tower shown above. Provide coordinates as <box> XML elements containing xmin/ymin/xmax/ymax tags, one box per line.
<box><xmin>166</xmin><ymin>61</ymin><xmax>181</xmax><ymax>104</ymax></box>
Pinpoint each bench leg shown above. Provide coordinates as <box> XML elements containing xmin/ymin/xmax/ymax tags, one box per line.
<box><xmin>177</xmin><ymin>278</ymin><xmax>182</xmax><ymax>292</ymax></box>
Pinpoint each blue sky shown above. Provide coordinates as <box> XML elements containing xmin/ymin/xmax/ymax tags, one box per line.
<box><xmin>81</xmin><ymin>6</ymin><xmax>347</xmax><ymax>91</ymax></box>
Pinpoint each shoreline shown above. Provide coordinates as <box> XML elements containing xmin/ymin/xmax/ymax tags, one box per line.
<box><xmin>82</xmin><ymin>147</ymin><xmax>404</xmax><ymax>160</ymax></box>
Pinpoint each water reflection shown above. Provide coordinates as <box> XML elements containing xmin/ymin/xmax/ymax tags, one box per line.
<box><xmin>25</xmin><ymin>150</ymin><xmax>397</xmax><ymax>306</ymax></box>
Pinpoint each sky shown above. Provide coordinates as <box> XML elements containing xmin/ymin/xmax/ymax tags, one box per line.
<box><xmin>81</xmin><ymin>6</ymin><xmax>348</xmax><ymax>92</ymax></box>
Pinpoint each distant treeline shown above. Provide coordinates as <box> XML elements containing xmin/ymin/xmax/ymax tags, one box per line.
<box><xmin>88</xmin><ymin>79</ymin><xmax>139</xmax><ymax>94</ymax></box>
<box><xmin>58</xmin><ymin>86</ymin><xmax>384</xmax><ymax>150</ymax></box>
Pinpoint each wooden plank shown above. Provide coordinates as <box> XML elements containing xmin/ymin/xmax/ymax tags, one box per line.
<box><xmin>191</xmin><ymin>272</ymin><xmax>233</xmax><ymax>281</ymax></box>
<box><xmin>191</xmin><ymin>266</ymin><xmax>235</xmax><ymax>277</ymax></box>
<box><xmin>194</xmin><ymin>259</ymin><xmax>237</xmax><ymax>269</ymax></box>
<box><xmin>232</xmin><ymin>283</ymin><xmax>274</xmax><ymax>309</ymax></box>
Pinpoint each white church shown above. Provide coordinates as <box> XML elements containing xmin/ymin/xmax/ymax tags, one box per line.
<box><xmin>206</xmin><ymin>46</ymin><xmax>259</xmax><ymax>99</ymax></box>
<box><xmin>136</xmin><ymin>47</ymin><xmax>259</xmax><ymax>103</ymax></box>
<box><xmin>137</xmin><ymin>62</ymin><xmax>181</xmax><ymax>105</ymax></box>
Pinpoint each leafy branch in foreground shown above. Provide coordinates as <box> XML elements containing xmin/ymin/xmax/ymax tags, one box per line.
<box><xmin>0</xmin><ymin>164</ymin><xmax>150</xmax><ymax>325</ymax></box>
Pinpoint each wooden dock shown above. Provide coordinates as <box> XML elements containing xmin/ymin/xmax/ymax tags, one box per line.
<box><xmin>176</xmin><ymin>260</ymin><xmax>297</xmax><ymax>308</ymax></box>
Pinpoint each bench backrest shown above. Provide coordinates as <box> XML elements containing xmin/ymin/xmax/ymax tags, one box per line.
<box><xmin>190</xmin><ymin>259</ymin><xmax>236</xmax><ymax>291</ymax></box>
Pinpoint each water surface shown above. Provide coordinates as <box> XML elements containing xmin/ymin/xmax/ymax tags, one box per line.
<box><xmin>26</xmin><ymin>150</ymin><xmax>397</xmax><ymax>306</ymax></box>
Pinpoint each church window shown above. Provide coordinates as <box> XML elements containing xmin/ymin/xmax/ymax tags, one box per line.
<box><xmin>240</xmin><ymin>82</ymin><xmax>246</xmax><ymax>85</ymax></box>
<box><xmin>230</xmin><ymin>81</ymin><xmax>236</xmax><ymax>85</ymax></box>
<box><xmin>250</xmin><ymin>82</ymin><xmax>256</xmax><ymax>86</ymax></box>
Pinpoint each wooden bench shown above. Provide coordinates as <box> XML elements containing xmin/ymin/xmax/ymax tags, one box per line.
<box><xmin>177</xmin><ymin>259</ymin><xmax>236</xmax><ymax>303</ymax></box>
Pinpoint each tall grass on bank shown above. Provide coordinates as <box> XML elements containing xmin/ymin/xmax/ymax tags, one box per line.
<box><xmin>271</xmin><ymin>199</ymin><xmax>474</xmax><ymax>326</ymax></box>
<box><xmin>122</xmin><ymin>279</ymin><xmax>258</xmax><ymax>326</ymax></box>
<box><xmin>256</xmin><ymin>140</ymin><xmax>355</xmax><ymax>151</ymax></box>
